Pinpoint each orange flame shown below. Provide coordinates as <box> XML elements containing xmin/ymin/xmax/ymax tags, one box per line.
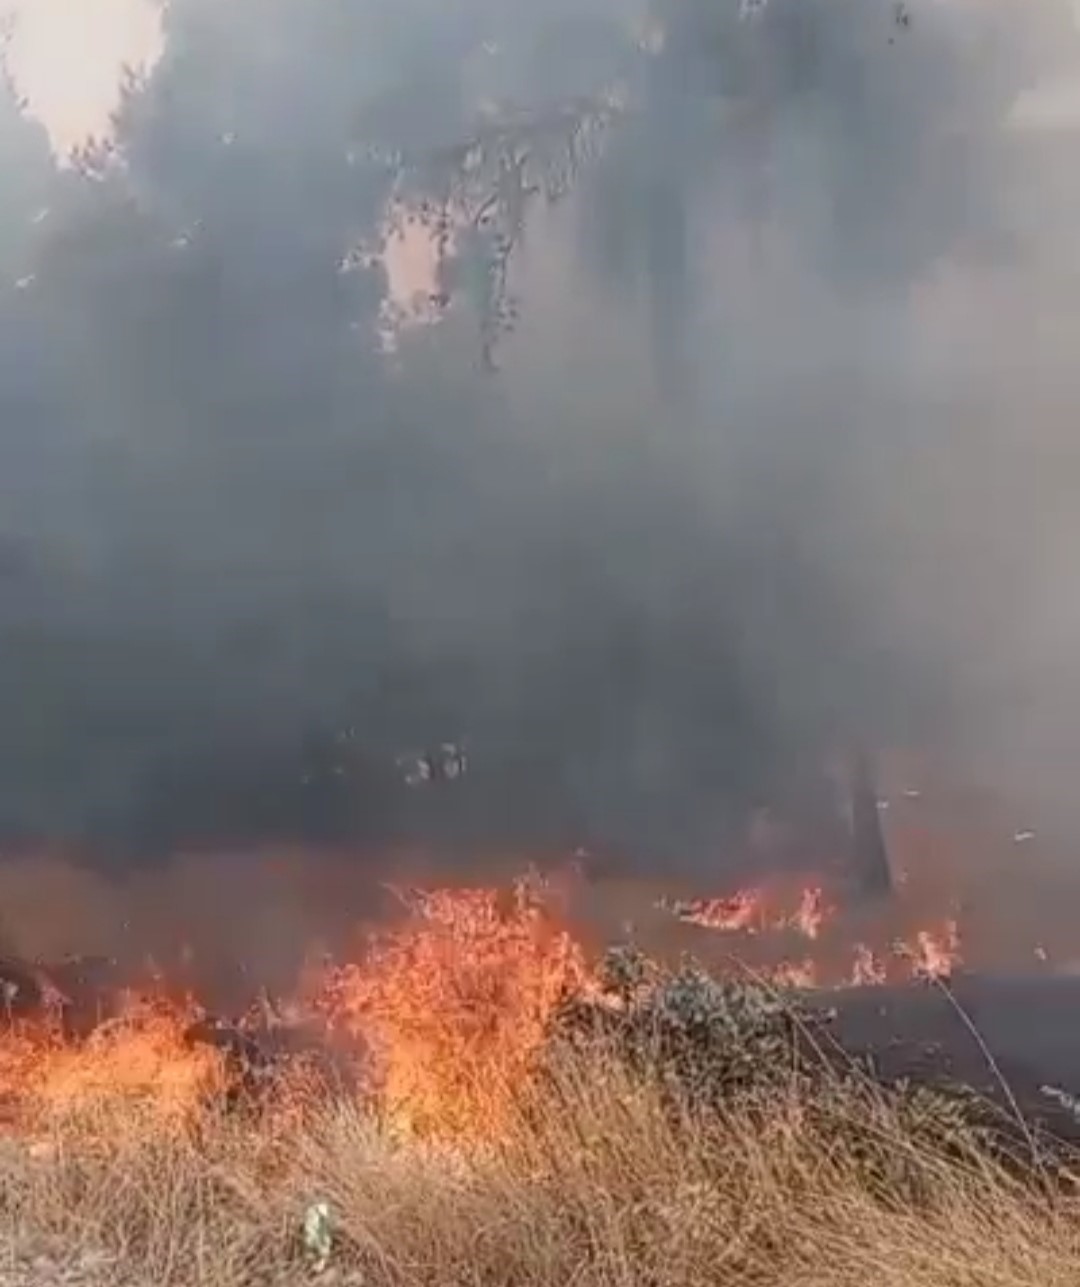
<box><xmin>662</xmin><ymin>877</ymin><xmax>962</xmax><ymax>989</ymax></box>
<box><xmin>905</xmin><ymin>920</ymin><xmax>961</xmax><ymax>980</ymax></box>
<box><xmin>0</xmin><ymin>994</ymin><xmax>225</xmax><ymax>1136</ymax></box>
<box><xmin>315</xmin><ymin>880</ymin><xmax>587</xmax><ymax>1137</ymax></box>
<box><xmin>0</xmin><ymin>856</ymin><xmax>971</xmax><ymax>1148</ymax></box>
<box><xmin>791</xmin><ymin>886</ymin><xmax>828</xmax><ymax>940</ymax></box>
<box><xmin>666</xmin><ymin>881</ymin><xmax>834</xmax><ymax>940</ymax></box>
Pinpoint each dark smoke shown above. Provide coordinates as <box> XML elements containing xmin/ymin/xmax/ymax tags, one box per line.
<box><xmin>0</xmin><ymin>0</ymin><xmax>1078</xmax><ymax>871</ymax></box>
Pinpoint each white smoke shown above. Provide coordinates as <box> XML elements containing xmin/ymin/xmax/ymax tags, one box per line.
<box><xmin>2</xmin><ymin>0</ymin><xmax>163</xmax><ymax>162</ymax></box>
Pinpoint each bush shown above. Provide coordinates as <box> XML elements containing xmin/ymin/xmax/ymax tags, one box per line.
<box><xmin>552</xmin><ymin>945</ymin><xmax>831</xmax><ymax>1105</ymax></box>
<box><xmin>547</xmin><ymin>945</ymin><xmax>1014</xmax><ymax>1201</ymax></box>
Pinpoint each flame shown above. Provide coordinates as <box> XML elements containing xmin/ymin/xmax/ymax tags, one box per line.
<box><xmin>851</xmin><ymin>943</ymin><xmax>888</xmax><ymax>987</ymax></box>
<box><xmin>768</xmin><ymin>959</ymin><xmax>819</xmax><ymax>989</ymax></box>
<box><xmin>665</xmin><ymin>881</ymin><xmax>832</xmax><ymax>938</ymax></box>
<box><xmin>791</xmin><ymin>886</ymin><xmax>828</xmax><ymax>940</ymax></box>
<box><xmin>0</xmin><ymin>851</ymin><xmax>970</xmax><ymax>1148</ymax></box>
<box><xmin>661</xmin><ymin>877</ymin><xmax>962</xmax><ymax>989</ymax></box>
<box><xmin>674</xmin><ymin>889</ymin><xmax>763</xmax><ymax>932</ymax></box>
<box><xmin>0</xmin><ymin>993</ymin><xmax>225</xmax><ymax>1135</ymax></box>
<box><xmin>0</xmin><ymin>876</ymin><xmax>592</xmax><ymax>1146</ymax></box>
<box><xmin>906</xmin><ymin>920</ymin><xmax>961</xmax><ymax>980</ymax></box>
<box><xmin>315</xmin><ymin>879</ymin><xmax>587</xmax><ymax>1137</ymax></box>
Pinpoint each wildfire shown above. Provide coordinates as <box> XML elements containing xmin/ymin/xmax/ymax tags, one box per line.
<box><xmin>314</xmin><ymin>879</ymin><xmax>587</xmax><ymax>1137</ymax></box>
<box><xmin>664</xmin><ymin>882</ymin><xmax>831</xmax><ymax>939</ymax></box>
<box><xmin>0</xmin><ymin>878</ymin><xmax>593</xmax><ymax>1145</ymax></box>
<box><xmin>767</xmin><ymin>959</ymin><xmax>819</xmax><ymax>989</ymax></box>
<box><xmin>0</xmin><ymin>994</ymin><xmax>226</xmax><ymax>1136</ymax></box>
<box><xmin>907</xmin><ymin>921</ymin><xmax>961</xmax><ymax>980</ymax></box>
<box><xmin>0</xmin><ymin>860</ymin><xmax>969</xmax><ymax>1147</ymax></box>
<box><xmin>661</xmin><ymin>879</ymin><xmax>962</xmax><ymax>988</ymax></box>
<box><xmin>851</xmin><ymin>943</ymin><xmax>888</xmax><ymax>987</ymax></box>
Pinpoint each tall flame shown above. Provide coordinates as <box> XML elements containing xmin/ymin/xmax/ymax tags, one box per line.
<box><xmin>315</xmin><ymin>880</ymin><xmax>587</xmax><ymax>1137</ymax></box>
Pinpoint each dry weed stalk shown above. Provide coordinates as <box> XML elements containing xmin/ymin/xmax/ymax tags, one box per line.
<box><xmin>0</xmin><ymin>1041</ymin><xmax>1078</xmax><ymax>1287</ymax></box>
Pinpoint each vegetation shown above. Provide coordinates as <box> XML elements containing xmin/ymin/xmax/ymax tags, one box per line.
<box><xmin>1</xmin><ymin>968</ymin><xmax>1078</xmax><ymax>1287</ymax></box>
<box><xmin>1</xmin><ymin>6</ymin><xmax>1079</xmax><ymax>1274</ymax></box>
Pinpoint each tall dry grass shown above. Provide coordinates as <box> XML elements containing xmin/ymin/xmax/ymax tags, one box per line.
<box><xmin>0</xmin><ymin>1051</ymin><xmax>1078</xmax><ymax>1287</ymax></box>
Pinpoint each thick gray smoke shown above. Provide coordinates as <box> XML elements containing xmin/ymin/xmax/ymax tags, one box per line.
<box><xmin>0</xmin><ymin>0</ymin><xmax>1079</xmax><ymax>867</ymax></box>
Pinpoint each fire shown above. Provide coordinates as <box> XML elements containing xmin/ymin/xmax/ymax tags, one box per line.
<box><xmin>906</xmin><ymin>921</ymin><xmax>961</xmax><ymax>980</ymax></box>
<box><xmin>661</xmin><ymin>878</ymin><xmax>962</xmax><ymax>988</ymax></box>
<box><xmin>315</xmin><ymin>879</ymin><xmax>587</xmax><ymax>1137</ymax></box>
<box><xmin>851</xmin><ymin>943</ymin><xmax>887</xmax><ymax>987</ymax></box>
<box><xmin>664</xmin><ymin>881</ymin><xmax>832</xmax><ymax>939</ymax></box>
<box><xmin>0</xmin><ymin>853</ymin><xmax>971</xmax><ymax>1147</ymax></box>
<box><xmin>0</xmin><ymin>877</ymin><xmax>592</xmax><ymax>1145</ymax></box>
<box><xmin>673</xmin><ymin>889</ymin><xmax>762</xmax><ymax>932</ymax></box>
<box><xmin>0</xmin><ymin>994</ymin><xmax>226</xmax><ymax>1135</ymax></box>
<box><xmin>792</xmin><ymin>886</ymin><xmax>828</xmax><ymax>940</ymax></box>
<box><xmin>768</xmin><ymin>959</ymin><xmax>819</xmax><ymax>989</ymax></box>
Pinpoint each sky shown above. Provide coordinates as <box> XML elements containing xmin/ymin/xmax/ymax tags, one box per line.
<box><xmin>1</xmin><ymin>0</ymin><xmax>438</xmax><ymax>316</ymax></box>
<box><xmin>3</xmin><ymin>0</ymin><xmax>163</xmax><ymax>159</ymax></box>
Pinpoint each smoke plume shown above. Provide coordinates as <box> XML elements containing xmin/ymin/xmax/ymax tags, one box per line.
<box><xmin>0</xmin><ymin>0</ymin><xmax>1078</xmax><ymax>873</ymax></box>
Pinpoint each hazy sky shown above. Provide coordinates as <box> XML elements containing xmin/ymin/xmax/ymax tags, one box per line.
<box><xmin>3</xmin><ymin>0</ymin><xmax>163</xmax><ymax>158</ymax></box>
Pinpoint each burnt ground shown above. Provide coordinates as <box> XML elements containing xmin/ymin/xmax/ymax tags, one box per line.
<box><xmin>810</xmin><ymin>973</ymin><xmax>1080</xmax><ymax>1145</ymax></box>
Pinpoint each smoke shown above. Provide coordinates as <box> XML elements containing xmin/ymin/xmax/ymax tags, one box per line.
<box><xmin>0</xmin><ymin>0</ymin><xmax>1078</xmax><ymax>869</ymax></box>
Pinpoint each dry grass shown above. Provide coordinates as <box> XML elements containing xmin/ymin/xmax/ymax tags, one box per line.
<box><xmin>0</xmin><ymin>1052</ymin><xmax>1078</xmax><ymax>1287</ymax></box>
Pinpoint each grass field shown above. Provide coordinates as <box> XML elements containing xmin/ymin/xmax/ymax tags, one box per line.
<box><xmin>1</xmin><ymin>1043</ymin><xmax>1078</xmax><ymax>1287</ymax></box>
<box><xmin>0</xmin><ymin>855</ymin><xmax>1076</xmax><ymax>1287</ymax></box>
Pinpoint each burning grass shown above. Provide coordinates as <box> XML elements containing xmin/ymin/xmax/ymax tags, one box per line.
<box><xmin>314</xmin><ymin>881</ymin><xmax>588</xmax><ymax>1136</ymax></box>
<box><xmin>0</xmin><ymin>875</ymin><xmax>1078</xmax><ymax>1285</ymax></box>
<box><xmin>658</xmin><ymin>876</ymin><xmax>964</xmax><ymax>987</ymax></box>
